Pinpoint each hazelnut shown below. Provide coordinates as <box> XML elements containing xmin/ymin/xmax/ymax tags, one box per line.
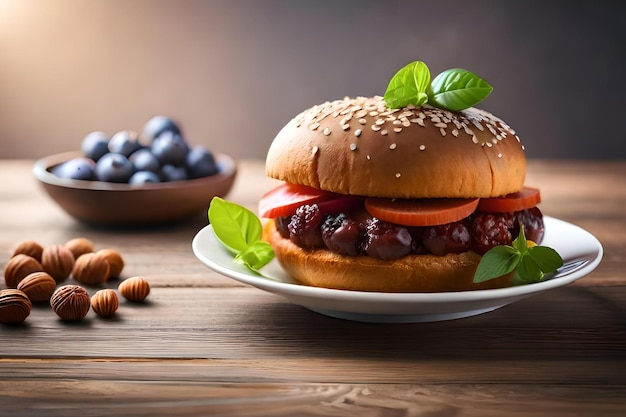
<box><xmin>118</xmin><ymin>276</ymin><xmax>150</xmax><ymax>302</ymax></box>
<box><xmin>42</xmin><ymin>245</ymin><xmax>75</xmax><ymax>283</ymax></box>
<box><xmin>0</xmin><ymin>289</ymin><xmax>32</xmax><ymax>324</ymax></box>
<box><xmin>17</xmin><ymin>272</ymin><xmax>57</xmax><ymax>302</ymax></box>
<box><xmin>90</xmin><ymin>289</ymin><xmax>119</xmax><ymax>318</ymax></box>
<box><xmin>11</xmin><ymin>240</ymin><xmax>44</xmax><ymax>262</ymax></box>
<box><xmin>96</xmin><ymin>249</ymin><xmax>124</xmax><ymax>280</ymax></box>
<box><xmin>72</xmin><ymin>253</ymin><xmax>110</xmax><ymax>285</ymax></box>
<box><xmin>50</xmin><ymin>285</ymin><xmax>90</xmax><ymax>321</ymax></box>
<box><xmin>65</xmin><ymin>237</ymin><xmax>94</xmax><ymax>259</ymax></box>
<box><xmin>4</xmin><ymin>254</ymin><xmax>44</xmax><ymax>288</ymax></box>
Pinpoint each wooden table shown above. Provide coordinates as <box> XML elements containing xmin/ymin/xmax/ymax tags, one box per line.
<box><xmin>1</xmin><ymin>159</ymin><xmax>625</xmax><ymax>416</ymax></box>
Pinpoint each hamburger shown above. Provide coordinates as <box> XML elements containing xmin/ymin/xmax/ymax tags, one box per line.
<box><xmin>258</xmin><ymin>95</ymin><xmax>544</xmax><ymax>292</ymax></box>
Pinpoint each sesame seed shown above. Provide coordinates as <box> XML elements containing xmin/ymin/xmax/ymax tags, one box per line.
<box><xmin>472</xmin><ymin>135</ymin><xmax>479</xmax><ymax>144</ymax></box>
<box><xmin>393</xmin><ymin>127</ymin><xmax>402</xmax><ymax>133</ymax></box>
<box><xmin>375</xmin><ymin>119</ymin><xmax>385</xmax><ymax>125</ymax></box>
<box><xmin>439</xmin><ymin>128</ymin><xmax>447</xmax><ymax>137</ymax></box>
<box><xmin>350</xmin><ymin>143</ymin><xmax>357</xmax><ymax>151</ymax></box>
<box><xmin>452</xmin><ymin>129</ymin><xmax>459</xmax><ymax>137</ymax></box>
<box><xmin>312</xmin><ymin>146</ymin><xmax>319</xmax><ymax>155</ymax></box>
<box><xmin>389</xmin><ymin>143</ymin><xmax>397</xmax><ymax>149</ymax></box>
<box><xmin>341</xmin><ymin>123</ymin><xmax>350</xmax><ymax>131</ymax></box>
<box><xmin>371</xmin><ymin>125</ymin><xmax>381</xmax><ymax>131</ymax></box>
<box><xmin>381</xmin><ymin>129</ymin><xmax>388</xmax><ymax>136</ymax></box>
<box><xmin>359</xmin><ymin>118</ymin><xmax>367</xmax><ymax>125</ymax></box>
<box><xmin>431</xmin><ymin>116</ymin><xmax>441</xmax><ymax>123</ymax></box>
<box><xmin>354</xmin><ymin>129</ymin><xmax>362</xmax><ymax>137</ymax></box>
<box><xmin>310</xmin><ymin>122</ymin><xmax>320</xmax><ymax>130</ymax></box>
<box><xmin>366</xmin><ymin>154</ymin><xmax>371</xmax><ymax>160</ymax></box>
<box><xmin>416</xmin><ymin>119</ymin><xmax>425</xmax><ymax>127</ymax></box>
<box><xmin>497</xmin><ymin>153</ymin><xmax>503</xmax><ymax>158</ymax></box>
<box><xmin>472</xmin><ymin>120</ymin><xmax>485</xmax><ymax>131</ymax></box>
<box><xmin>369</xmin><ymin>111</ymin><xmax>379</xmax><ymax>116</ymax></box>
<box><xmin>434</xmin><ymin>123</ymin><xmax>447</xmax><ymax>129</ymax></box>
<box><xmin>395</xmin><ymin>173</ymin><xmax>401</xmax><ymax>178</ymax></box>
<box><xmin>323</xmin><ymin>127</ymin><xmax>331</xmax><ymax>136</ymax></box>
<box><xmin>419</xmin><ymin>145</ymin><xmax>426</xmax><ymax>151</ymax></box>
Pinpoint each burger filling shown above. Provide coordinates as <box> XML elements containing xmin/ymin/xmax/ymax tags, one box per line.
<box><xmin>272</xmin><ymin>202</ymin><xmax>544</xmax><ymax>261</ymax></box>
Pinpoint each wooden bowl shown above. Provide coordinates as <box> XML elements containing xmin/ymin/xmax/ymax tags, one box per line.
<box><xmin>33</xmin><ymin>151</ymin><xmax>237</xmax><ymax>226</ymax></box>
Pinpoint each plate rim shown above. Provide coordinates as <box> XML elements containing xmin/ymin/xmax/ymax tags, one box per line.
<box><xmin>192</xmin><ymin>216</ymin><xmax>603</xmax><ymax>304</ymax></box>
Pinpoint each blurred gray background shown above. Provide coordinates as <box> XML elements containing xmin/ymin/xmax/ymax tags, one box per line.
<box><xmin>1</xmin><ymin>0</ymin><xmax>625</xmax><ymax>160</ymax></box>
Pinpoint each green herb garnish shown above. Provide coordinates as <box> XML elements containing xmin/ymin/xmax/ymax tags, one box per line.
<box><xmin>473</xmin><ymin>226</ymin><xmax>564</xmax><ymax>285</ymax></box>
<box><xmin>383</xmin><ymin>60</ymin><xmax>493</xmax><ymax>111</ymax></box>
<box><xmin>383</xmin><ymin>61</ymin><xmax>431</xmax><ymax>109</ymax></box>
<box><xmin>429</xmin><ymin>68</ymin><xmax>493</xmax><ymax>111</ymax></box>
<box><xmin>208</xmin><ymin>197</ymin><xmax>274</xmax><ymax>273</ymax></box>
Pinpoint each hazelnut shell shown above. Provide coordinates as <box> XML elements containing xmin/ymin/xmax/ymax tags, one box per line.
<box><xmin>4</xmin><ymin>254</ymin><xmax>44</xmax><ymax>288</ymax></box>
<box><xmin>118</xmin><ymin>276</ymin><xmax>150</xmax><ymax>302</ymax></box>
<box><xmin>72</xmin><ymin>253</ymin><xmax>110</xmax><ymax>285</ymax></box>
<box><xmin>17</xmin><ymin>271</ymin><xmax>57</xmax><ymax>302</ymax></box>
<box><xmin>96</xmin><ymin>249</ymin><xmax>124</xmax><ymax>279</ymax></box>
<box><xmin>0</xmin><ymin>289</ymin><xmax>32</xmax><ymax>324</ymax></box>
<box><xmin>11</xmin><ymin>240</ymin><xmax>44</xmax><ymax>262</ymax></box>
<box><xmin>42</xmin><ymin>245</ymin><xmax>75</xmax><ymax>283</ymax></box>
<box><xmin>90</xmin><ymin>289</ymin><xmax>119</xmax><ymax>318</ymax></box>
<box><xmin>50</xmin><ymin>285</ymin><xmax>90</xmax><ymax>321</ymax></box>
<box><xmin>65</xmin><ymin>237</ymin><xmax>94</xmax><ymax>259</ymax></box>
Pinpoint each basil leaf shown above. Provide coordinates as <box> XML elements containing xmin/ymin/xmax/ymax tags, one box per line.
<box><xmin>208</xmin><ymin>197</ymin><xmax>263</xmax><ymax>253</ymax></box>
<box><xmin>235</xmin><ymin>240</ymin><xmax>275</xmax><ymax>272</ymax></box>
<box><xmin>527</xmin><ymin>245</ymin><xmax>564</xmax><ymax>274</ymax></box>
<box><xmin>516</xmin><ymin>252</ymin><xmax>545</xmax><ymax>283</ymax></box>
<box><xmin>384</xmin><ymin>61</ymin><xmax>431</xmax><ymax>109</ymax></box>
<box><xmin>473</xmin><ymin>245</ymin><xmax>520</xmax><ymax>283</ymax></box>
<box><xmin>429</xmin><ymin>68</ymin><xmax>493</xmax><ymax>111</ymax></box>
<box><xmin>512</xmin><ymin>226</ymin><xmax>528</xmax><ymax>254</ymax></box>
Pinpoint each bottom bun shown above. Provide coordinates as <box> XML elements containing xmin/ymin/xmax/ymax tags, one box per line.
<box><xmin>263</xmin><ymin>221</ymin><xmax>513</xmax><ymax>292</ymax></box>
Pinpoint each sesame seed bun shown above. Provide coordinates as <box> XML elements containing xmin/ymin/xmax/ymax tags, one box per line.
<box><xmin>264</xmin><ymin>96</ymin><xmax>527</xmax><ymax>292</ymax></box>
<box><xmin>266</xmin><ymin>96</ymin><xmax>526</xmax><ymax>199</ymax></box>
<box><xmin>263</xmin><ymin>221</ymin><xmax>514</xmax><ymax>292</ymax></box>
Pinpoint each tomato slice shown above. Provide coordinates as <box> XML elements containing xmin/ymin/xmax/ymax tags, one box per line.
<box><xmin>477</xmin><ymin>186</ymin><xmax>541</xmax><ymax>213</ymax></box>
<box><xmin>364</xmin><ymin>197</ymin><xmax>480</xmax><ymax>227</ymax></box>
<box><xmin>258</xmin><ymin>183</ymin><xmax>338</xmax><ymax>218</ymax></box>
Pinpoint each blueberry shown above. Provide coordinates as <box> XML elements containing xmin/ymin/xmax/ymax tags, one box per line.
<box><xmin>142</xmin><ymin>116</ymin><xmax>181</xmax><ymax>143</ymax></box>
<box><xmin>52</xmin><ymin>157</ymin><xmax>96</xmax><ymax>181</ymax></box>
<box><xmin>95</xmin><ymin>153</ymin><xmax>134</xmax><ymax>183</ymax></box>
<box><xmin>160</xmin><ymin>164</ymin><xmax>188</xmax><ymax>182</ymax></box>
<box><xmin>185</xmin><ymin>146</ymin><xmax>219</xmax><ymax>178</ymax></box>
<box><xmin>129</xmin><ymin>148</ymin><xmax>160</xmax><ymax>173</ymax></box>
<box><xmin>129</xmin><ymin>171</ymin><xmax>161</xmax><ymax>185</ymax></box>
<box><xmin>108</xmin><ymin>131</ymin><xmax>143</xmax><ymax>157</ymax></box>
<box><xmin>81</xmin><ymin>131</ymin><xmax>109</xmax><ymax>162</ymax></box>
<box><xmin>151</xmin><ymin>131</ymin><xmax>188</xmax><ymax>166</ymax></box>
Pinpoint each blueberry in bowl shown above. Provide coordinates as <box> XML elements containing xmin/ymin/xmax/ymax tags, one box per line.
<box><xmin>33</xmin><ymin>116</ymin><xmax>237</xmax><ymax>226</ymax></box>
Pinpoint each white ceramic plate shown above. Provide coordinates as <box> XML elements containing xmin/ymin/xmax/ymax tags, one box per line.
<box><xmin>192</xmin><ymin>216</ymin><xmax>603</xmax><ymax>323</ymax></box>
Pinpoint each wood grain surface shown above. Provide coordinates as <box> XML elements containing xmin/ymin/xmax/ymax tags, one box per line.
<box><xmin>0</xmin><ymin>159</ymin><xmax>625</xmax><ymax>416</ymax></box>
